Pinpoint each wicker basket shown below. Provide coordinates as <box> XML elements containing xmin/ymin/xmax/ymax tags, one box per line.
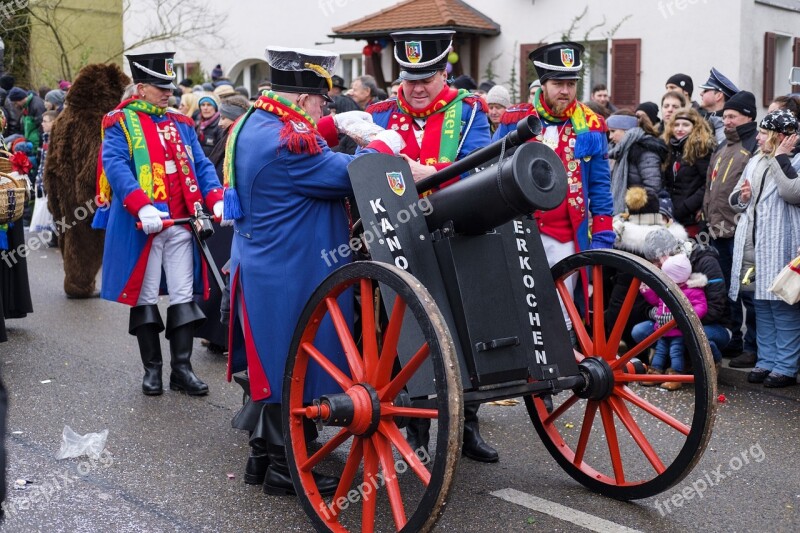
<box><xmin>0</xmin><ymin>172</ymin><xmax>27</xmax><ymax>224</ymax></box>
<box><xmin>0</xmin><ymin>151</ymin><xmax>13</xmax><ymax>174</ymax></box>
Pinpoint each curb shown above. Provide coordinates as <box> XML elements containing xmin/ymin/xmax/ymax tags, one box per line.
<box><xmin>718</xmin><ymin>360</ymin><xmax>800</xmax><ymax>400</ymax></box>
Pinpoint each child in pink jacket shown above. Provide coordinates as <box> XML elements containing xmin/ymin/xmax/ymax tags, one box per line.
<box><xmin>639</xmin><ymin>252</ymin><xmax>707</xmax><ymax>390</ymax></box>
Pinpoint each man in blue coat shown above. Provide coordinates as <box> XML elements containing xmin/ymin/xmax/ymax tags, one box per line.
<box><xmin>367</xmin><ymin>30</ymin><xmax>500</xmax><ymax>464</ymax></box>
<box><xmin>96</xmin><ymin>52</ymin><xmax>224</xmax><ymax>397</ymax></box>
<box><xmin>224</xmin><ymin>46</ymin><xmax>403</xmax><ymax>495</ymax></box>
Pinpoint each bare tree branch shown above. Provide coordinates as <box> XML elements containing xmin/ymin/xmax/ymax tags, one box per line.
<box><xmin>105</xmin><ymin>0</ymin><xmax>228</xmax><ymax>63</ymax></box>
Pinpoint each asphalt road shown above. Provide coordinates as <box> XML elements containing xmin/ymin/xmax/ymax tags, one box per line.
<box><xmin>1</xmin><ymin>243</ymin><xmax>799</xmax><ymax>532</ymax></box>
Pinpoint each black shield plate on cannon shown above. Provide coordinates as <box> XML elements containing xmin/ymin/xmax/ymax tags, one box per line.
<box><xmin>348</xmin><ymin>154</ymin><xmax>473</xmax><ymax>397</ymax></box>
<box><xmin>496</xmin><ymin>218</ymin><xmax>579</xmax><ymax>380</ymax></box>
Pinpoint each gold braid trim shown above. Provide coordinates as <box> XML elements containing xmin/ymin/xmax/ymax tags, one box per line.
<box><xmin>304</xmin><ymin>63</ymin><xmax>333</xmax><ymax>91</ymax></box>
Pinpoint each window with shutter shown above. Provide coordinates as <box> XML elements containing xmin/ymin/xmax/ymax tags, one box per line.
<box><xmin>610</xmin><ymin>39</ymin><xmax>640</xmax><ymax>110</ymax></box>
<box><xmin>764</xmin><ymin>32</ymin><xmax>777</xmax><ymax>106</ymax></box>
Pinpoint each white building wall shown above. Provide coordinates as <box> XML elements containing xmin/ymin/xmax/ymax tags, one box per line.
<box><xmin>125</xmin><ymin>0</ymin><xmax>800</xmax><ymax>113</ymax></box>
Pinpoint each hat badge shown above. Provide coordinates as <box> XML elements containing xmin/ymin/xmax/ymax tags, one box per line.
<box><xmin>405</xmin><ymin>41</ymin><xmax>423</xmax><ymax>64</ymax></box>
<box><xmin>165</xmin><ymin>58</ymin><xmax>175</xmax><ymax>77</ymax></box>
<box><xmin>560</xmin><ymin>49</ymin><xmax>574</xmax><ymax>68</ymax></box>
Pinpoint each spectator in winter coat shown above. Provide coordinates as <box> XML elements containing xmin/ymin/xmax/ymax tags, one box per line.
<box><xmin>729</xmin><ymin>109</ymin><xmax>800</xmax><ymax>386</ymax></box>
<box><xmin>196</xmin><ymin>94</ymin><xmax>221</xmax><ymax>156</ymax></box>
<box><xmin>662</xmin><ymin>107</ymin><xmax>716</xmax><ymax>237</ymax></box>
<box><xmin>702</xmin><ymin>90</ymin><xmax>759</xmax><ymax>360</ymax></box>
<box><xmin>7</xmin><ymin>87</ymin><xmax>46</xmax><ymax>150</ymax></box>
<box><xmin>767</xmin><ymin>95</ymin><xmax>800</xmax><ymax>172</ymax></box>
<box><xmin>607</xmin><ymin>111</ymin><xmax>669</xmax><ymax>215</ymax></box>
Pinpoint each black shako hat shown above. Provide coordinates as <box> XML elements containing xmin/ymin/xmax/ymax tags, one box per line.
<box><xmin>698</xmin><ymin>67</ymin><xmax>739</xmax><ymax>100</ymax></box>
<box><xmin>126</xmin><ymin>52</ymin><xmax>177</xmax><ymax>90</ymax></box>
<box><xmin>391</xmin><ymin>30</ymin><xmax>454</xmax><ymax>81</ymax></box>
<box><xmin>266</xmin><ymin>46</ymin><xmax>336</xmax><ymax>101</ymax></box>
<box><xmin>529</xmin><ymin>42</ymin><xmax>584</xmax><ymax>82</ymax></box>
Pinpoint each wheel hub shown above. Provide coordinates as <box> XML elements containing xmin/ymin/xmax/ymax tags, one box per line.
<box><xmin>574</xmin><ymin>356</ymin><xmax>615</xmax><ymax>400</ymax></box>
<box><xmin>309</xmin><ymin>384</ymin><xmax>381</xmax><ymax>437</ymax></box>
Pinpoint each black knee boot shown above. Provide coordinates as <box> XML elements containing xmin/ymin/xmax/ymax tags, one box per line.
<box><xmin>129</xmin><ymin>305</ymin><xmax>165</xmax><ymax>396</ymax></box>
<box><xmin>462</xmin><ymin>404</ymin><xmax>498</xmax><ymax>463</ymax></box>
<box><xmin>165</xmin><ymin>302</ymin><xmax>208</xmax><ymax>396</ymax></box>
<box><xmin>260</xmin><ymin>404</ymin><xmax>339</xmax><ymax>496</ymax></box>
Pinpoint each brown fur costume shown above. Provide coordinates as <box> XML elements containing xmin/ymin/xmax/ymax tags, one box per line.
<box><xmin>44</xmin><ymin>64</ymin><xmax>130</xmax><ymax>298</ymax></box>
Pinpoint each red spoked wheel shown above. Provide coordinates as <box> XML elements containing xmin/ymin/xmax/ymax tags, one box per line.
<box><xmin>526</xmin><ymin>250</ymin><xmax>716</xmax><ymax>500</ymax></box>
<box><xmin>283</xmin><ymin>262</ymin><xmax>462</xmax><ymax>532</ymax></box>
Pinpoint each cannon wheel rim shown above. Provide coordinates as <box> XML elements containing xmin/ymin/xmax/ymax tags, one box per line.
<box><xmin>283</xmin><ymin>261</ymin><xmax>462</xmax><ymax>532</ymax></box>
<box><xmin>526</xmin><ymin>249</ymin><xmax>716</xmax><ymax>500</ymax></box>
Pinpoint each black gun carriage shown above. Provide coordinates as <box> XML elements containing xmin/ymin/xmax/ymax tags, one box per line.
<box><xmin>275</xmin><ymin>117</ymin><xmax>716</xmax><ymax>532</ymax></box>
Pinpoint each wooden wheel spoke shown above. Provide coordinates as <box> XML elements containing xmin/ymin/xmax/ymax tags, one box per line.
<box><xmin>374</xmin><ymin>432</ymin><xmax>408</xmax><ymax>530</ymax></box>
<box><xmin>382</xmin><ymin>405</ymin><xmax>439</xmax><ymax>419</ymax></box>
<box><xmin>556</xmin><ymin>278</ymin><xmax>592</xmax><ymax>355</ymax></box>
<box><xmin>542</xmin><ymin>393</ymin><xmax>579</xmax><ymax>426</ymax></box>
<box><xmin>326</xmin><ymin>296</ymin><xmax>365</xmax><ymax>382</ymax></box>
<box><xmin>299</xmin><ymin>428</ymin><xmax>351</xmax><ymax>472</ymax></box>
<box><xmin>608</xmin><ymin>396</ymin><xmax>666</xmax><ymax>474</ymax></box>
<box><xmin>330</xmin><ymin>437</ymin><xmax>364</xmax><ymax>519</ymax></box>
<box><xmin>373</xmin><ymin>296</ymin><xmax>407</xmax><ymax>387</ymax></box>
<box><xmin>379</xmin><ymin>343</ymin><xmax>430</xmax><ymax>401</ymax></box>
<box><xmin>361</xmin><ymin>438</ymin><xmax>378</xmax><ymax>533</ymax></box>
<box><xmin>573</xmin><ymin>400</ymin><xmax>599</xmax><ymax>466</ymax></box>
<box><xmin>379</xmin><ymin>420</ymin><xmax>432</xmax><ymax>485</ymax></box>
<box><xmin>610</xmin><ymin>319</ymin><xmax>677</xmax><ymax>371</ymax></box>
<box><xmin>616</xmin><ymin>386</ymin><xmax>691</xmax><ymax>435</ymax></box>
<box><xmin>616</xmin><ymin>372</ymin><xmax>695</xmax><ymax>384</ymax></box>
<box><xmin>605</xmin><ymin>278</ymin><xmax>642</xmax><ymax>358</ymax></box>
<box><xmin>302</xmin><ymin>342</ymin><xmax>354</xmax><ymax>391</ymax></box>
<box><xmin>592</xmin><ymin>265</ymin><xmax>606</xmax><ymax>357</ymax></box>
<box><xmin>599</xmin><ymin>401</ymin><xmax>625</xmax><ymax>484</ymax></box>
<box><xmin>360</xmin><ymin>278</ymin><xmax>379</xmax><ymax>379</ymax></box>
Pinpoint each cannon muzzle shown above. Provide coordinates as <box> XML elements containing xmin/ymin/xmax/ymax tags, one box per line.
<box><xmin>424</xmin><ymin>141</ymin><xmax>567</xmax><ymax>235</ymax></box>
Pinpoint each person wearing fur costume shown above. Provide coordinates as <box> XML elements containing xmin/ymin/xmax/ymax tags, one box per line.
<box><xmin>43</xmin><ymin>63</ymin><xmax>131</xmax><ymax>298</ymax></box>
<box><xmin>95</xmin><ymin>53</ymin><xmax>224</xmax><ymax>397</ymax></box>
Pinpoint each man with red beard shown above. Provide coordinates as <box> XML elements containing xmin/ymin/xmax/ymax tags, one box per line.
<box><xmin>493</xmin><ymin>42</ymin><xmax>614</xmax><ymax>338</ymax></box>
<box><xmin>367</xmin><ymin>30</ymin><xmax>497</xmax><ymax>463</ymax></box>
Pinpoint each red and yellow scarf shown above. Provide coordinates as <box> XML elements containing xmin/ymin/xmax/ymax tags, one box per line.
<box><xmin>93</xmin><ymin>98</ymin><xmax>197</xmax><ymax>229</ymax></box>
<box><xmin>394</xmin><ymin>85</ymin><xmax>469</xmax><ymax>165</ymax></box>
<box><xmin>222</xmin><ymin>91</ymin><xmax>321</xmax><ymax>221</ymax></box>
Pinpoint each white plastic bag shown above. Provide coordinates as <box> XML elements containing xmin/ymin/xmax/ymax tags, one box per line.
<box><xmin>55</xmin><ymin>425</ymin><xmax>108</xmax><ymax>460</ymax></box>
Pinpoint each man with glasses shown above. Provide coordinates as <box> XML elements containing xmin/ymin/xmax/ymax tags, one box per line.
<box><xmin>367</xmin><ymin>30</ymin><xmax>497</xmax><ymax>463</ymax></box>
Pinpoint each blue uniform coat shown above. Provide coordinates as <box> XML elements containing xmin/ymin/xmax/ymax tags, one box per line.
<box><xmin>227</xmin><ymin>111</ymin><xmax>392</xmax><ymax>403</ymax></box>
<box><xmin>99</xmin><ymin>111</ymin><xmax>223</xmax><ymax>305</ymax></box>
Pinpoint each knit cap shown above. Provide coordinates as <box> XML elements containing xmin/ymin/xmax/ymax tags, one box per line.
<box><xmin>661</xmin><ymin>252</ymin><xmax>692</xmax><ymax>284</ymax></box>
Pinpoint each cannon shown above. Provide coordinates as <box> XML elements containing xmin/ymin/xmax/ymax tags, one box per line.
<box><xmin>280</xmin><ymin>118</ymin><xmax>716</xmax><ymax>532</ymax></box>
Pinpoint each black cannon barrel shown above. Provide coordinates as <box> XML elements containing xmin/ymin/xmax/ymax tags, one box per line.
<box><xmin>424</xmin><ymin>141</ymin><xmax>567</xmax><ymax>235</ymax></box>
<box><xmin>415</xmin><ymin>116</ymin><xmax>543</xmax><ymax>194</ymax></box>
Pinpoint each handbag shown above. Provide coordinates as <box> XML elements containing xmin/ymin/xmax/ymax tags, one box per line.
<box><xmin>768</xmin><ymin>255</ymin><xmax>800</xmax><ymax>305</ymax></box>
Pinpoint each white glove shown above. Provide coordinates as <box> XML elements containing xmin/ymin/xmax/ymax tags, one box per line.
<box><xmin>212</xmin><ymin>201</ymin><xmax>224</xmax><ymax>221</ymax></box>
<box><xmin>373</xmin><ymin>129</ymin><xmax>406</xmax><ymax>155</ymax></box>
<box><xmin>138</xmin><ymin>205</ymin><xmax>169</xmax><ymax>235</ymax></box>
<box><xmin>333</xmin><ymin>110</ymin><xmax>373</xmax><ymax>133</ymax></box>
